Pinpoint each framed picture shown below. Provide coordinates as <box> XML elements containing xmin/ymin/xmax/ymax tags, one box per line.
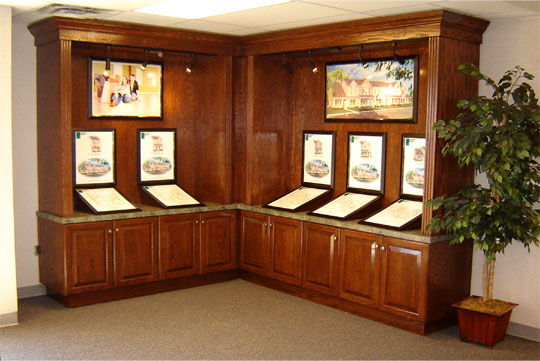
<box><xmin>347</xmin><ymin>132</ymin><xmax>386</xmax><ymax>194</ymax></box>
<box><xmin>89</xmin><ymin>58</ymin><xmax>162</xmax><ymax>119</ymax></box>
<box><xmin>325</xmin><ymin>56</ymin><xmax>418</xmax><ymax>123</ymax></box>
<box><xmin>264</xmin><ymin>186</ymin><xmax>331</xmax><ymax>212</ymax></box>
<box><xmin>310</xmin><ymin>192</ymin><xmax>380</xmax><ymax>220</ymax></box>
<box><xmin>73</xmin><ymin>129</ymin><xmax>115</xmax><ymax>187</ymax></box>
<box><xmin>302</xmin><ymin>130</ymin><xmax>336</xmax><ymax>189</ymax></box>
<box><xmin>400</xmin><ymin>135</ymin><xmax>426</xmax><ymax>199</ymax></box>
<box><xmin>137</xmin><ymin>129</ymin><xmax>176</xmax><ymax>184</ymax></box>
<box><xmin>75</xmin><ymin>187</ymin><xmax>139</xmax><ymax>214</ymax></box>
<box><xmin>360</xmin><ymin>198</ymin><xmax>423</xmax><ymax>230</ymax></box>
<box><xmin>141</xmin><ymin>184</ymin><xmax>204</xmax><ymax>209</ymax></box>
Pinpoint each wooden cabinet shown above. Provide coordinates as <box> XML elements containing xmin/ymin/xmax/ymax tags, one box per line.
<box><xmin>65</xmin><ymin>221</ymin><xmax>113</xmax><ymax>294</ymax></box>
<box><xmin>302</xmin><ymin>222</ymin><xmax>340</xmax><ymax>296</ymax></box>
<box><xmin>159</xmin><ymin>213</ymin><xmax>200</xmax><ymax>279</ymax></box>
<box><xmin>240</xmin><ymin>211</ymin><xmax>268</xmax><ymax>275</ymax></box>
<box><xmin>379</xmin><ymin>236</ymin><xmax>428</xmax><ymax>321</ymax></box>
<box><xmin>338</xmin><ymin>229</ymin><xmax>381</xmax><ymax>308</ymax></box>
<box><xmin>113</xmin><ymin>217</ymin><xmax>159</xmax><ymax>287</ymax></box>
<box><xmin>200</xmin><ymin>211</ymin><xmax>236</xmax><ymax>274</ymax></box>
<box><xmin>338</xmin><ymin>230</ymin><xmax>427</xmax><ymax>321</ymax></box>
<box><xmin>240</xmin><ymin>211</ymin><xmax>302</xmax><ymax>285</ymax></box>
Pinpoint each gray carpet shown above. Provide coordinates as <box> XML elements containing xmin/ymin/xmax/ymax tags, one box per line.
<box><xmin>0</xmin><ymin>279</ymin><xmax>538</xmax><ymax>360</ymax></box>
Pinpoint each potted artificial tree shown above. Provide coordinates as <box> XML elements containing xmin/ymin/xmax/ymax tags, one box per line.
<box><xmin>428</xmin><ymin>64</ymin><xmax>539</xmax><ymax>347</ymax></box>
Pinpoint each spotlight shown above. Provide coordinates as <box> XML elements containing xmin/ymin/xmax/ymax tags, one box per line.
<box><xmin>104</xmin><ymin>45</ymin><xmax>111</xmax><ymax>76</ymax></box>
<box><xmin>140</xmin><ymin>49</ymin><xmax>148</xmax><ymax>70</ymax></box>
<box><xmin>308</xmin><ymin>51</ymin><xmax>317</xmax><ymax>73</ymax></box>
<box><xmin>186</xmin><ymin>53</ymin><xmax>195</xmax><ymax>74</ymax></box>
<box><xmin>359</xmin><ymin>45</ymin><xmax>369</xmax><ymax>69</ymax></box>
<box><xmin>282</xmin><ymin>53</ymin><xmax>293</xmax><ymax>74</ymax></box>
<box><xmin>393</xmin><ymin>42</ymin><xmax>405</xmax><ymax>65</ymax></box>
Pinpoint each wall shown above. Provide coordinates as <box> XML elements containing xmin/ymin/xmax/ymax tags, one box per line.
<box><xmin>12</xmin><ymin>21</ymin><xmax>40</xmax><ymax>293</ymax></box>
<box><xmin>472</xmin><ymin>15</ymin><xmax>540</xmax><ymax>339</ymax></box>
<box><xmin>0</xmin><ymin>5</ymin><xmax>18</xmax><ymax>328</ymax></box>
<box><xmin>10</xmin><ymin>12</ymin><xmax>540</xmax><ymax>338</ymax></box>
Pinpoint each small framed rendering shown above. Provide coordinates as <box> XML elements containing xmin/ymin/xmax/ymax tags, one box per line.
<box><xmin>73</xmin><ymin>129</ymin><xmax>115</xmax><ymax>187</ymax></box>
<box><xmin>310</xmin><ymin>192</ymin><xmax>380</xmax><ymax>220</ymax></box>
<box><xmin>137</xmin><ymin>129</ymin><xmax>176</xmax><ymax>184</ymax></box>
<box><xmin>361</xmin><ymin>199</ymin><xmax>423</xmax><ymax>230</ymax></box>
<box><xmin>325</xmin><ymin>56</ymin><xmax>418</xmax><ymax>123</ymax></box>
<box><xmin>302</xmin><ymin>130</ymin><xmax>336</xmax><ymax>189</ymax></box>
<box><xmin>400</xmin><ymin>135</ymin><xmax>426</xmax><ymax>199</ymax></box>
<box><xmin>75</xmin><ymin>188</ymin><xmax>138</xmax><ymax>214</ymax></box>
<box><xmin>89</xmin><ymin>58</ymin><xmax>162</xmax><ymax>119</ymax></box>
<box><xmin>347</xmin><ymin>132</ymin><xmax>386</xmax><ymax>194</ymax></box>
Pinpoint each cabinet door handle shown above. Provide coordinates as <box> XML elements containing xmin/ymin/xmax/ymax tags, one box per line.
<box><xmin>195</xmin><ymin>220</ymin><xmax>199</xmax><ymax>224</ymax></box>
<box><xmin>269</xmin><ymin>223</ymin><xmax>273</xmax><ymax>228</ymax></box>
<box><xmin>108</xmin><ymin>229</ymin><xmax>112</xmax><ymax>234</ymax></box>
<box><xmin>331</xmin><ymin>234</ymin><xmax>337</xmax><ymax>241</ymax></box>
<box><xmin>371</xmin><ymin>242</ymin><xmax>379</xmax><ymax>249</ymax></box>
<box><xmin>263</xmin><ymin>223</ymin><xmax>267</xmax><ymax>226</ymax></box>
<box><xmin>115</xmin><ymin>228</ymin><xmax>119</xmax><ymax>233</ymax></box>
<box><xmin>201</xmin><ymin>220</ymin><xmax>205</xmax><ymax>224</ymax></box>
<box><xmin>381</xmin><ymin>246</ymin><xmax>386</xmax><ymax>251</ymax></box>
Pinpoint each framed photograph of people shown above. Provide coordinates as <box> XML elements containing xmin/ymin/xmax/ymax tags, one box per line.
<box><xmin>89</xmin><ymin>58</ymin><xmax>162</xmax><ymax>119</ymax></box>
<box><xmin>137</xmin><ymin>129</ymin><xmax>176</xmax><ymax>184</ymax></box>
<box><xmin>400</xmin><ymin>135</ymin><xmax>426</xmax><ymax>199</ymax></box>
<box><xmin>73</xmin><ymin>129</ymin><xmax>115</xmax><ymax>187</ymax></box>
<box><xmin>325</xmin><ymin>56</ymin><xmax>418</xmax><ymax>123</ymax></box>
<box><xmin>302</xmin><ymin>130</ymin><xmax>336</xmax><ymax>189</ymax></box>
<box><xmin>347</xmin><ymin>132</ymin><xmax>386</xmax><ymax>194</ymax></box>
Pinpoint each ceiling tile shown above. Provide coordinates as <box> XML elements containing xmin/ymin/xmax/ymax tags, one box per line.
<box><xmin>102</xmin><ymin>11</ymin><xmax>187</xmax><ymax>26</ymax></box>
<box><xmin>299</xmin><ymin>0</ymin><xmax>434</xmax><ymax>13</ymax></box>
<box><xmin>435</xmin><ymin>0</ymin><xmax>534</xmax><ymax>16</ymax></box>
<box><xmin>170</xmin><ymin>20</ymin><xmax>245</xmax><ymax>33</ymax></box>
<box><xmin>0</xmin><ymin>0</ymin><xmax>49</xmax><ymax>15</ymax></box>
<box><xmin>484</xmin><ymin>10</ymin><xmax>540</xmax><ymax>20</ymax></box>
<box><xmin>363</xmin><ymin>3</ymin><xmax>443</xmax><ymax>16</ymax></box>
<box><xmin>262</xmin><ymin>12</ymin><xmax>371</xmax><ymax>31</ymax></box>
<box><xmin>202</xmin><ymin>1</ymin><xmax>351</xmax><ymax>27</ymax></box>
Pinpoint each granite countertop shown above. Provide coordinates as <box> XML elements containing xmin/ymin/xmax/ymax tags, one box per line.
<box><xmin>37</xmin><ymin>203</ymin><xmax>452</xmax><ymax>244</ymax></box>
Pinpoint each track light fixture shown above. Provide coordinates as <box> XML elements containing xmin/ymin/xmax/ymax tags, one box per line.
<box><xmin>140</xmin><ymin>49</ymin><xmax>149</xmax><ymax>70</ymax></box>
<box><xmin>282</xmin><ymin>53</ymin><xmax>293</xmax><ymax>74</ymax></box>
<box><xmin>359</xmin><ymin>45</ymin><xmax>369</xmax><ymax>69</ymax></box>
<box><xmin>186</xmin><ymin>53</ymin><xmax>195</xmax><ymax>73</ymax></box>
<box><xmin>104</xmin><ymin>45</ymin><xmax>111</xmax><ymax>75</ymax></box>
<box><xmin>393</xmin><ymin>42</ymin><xmax>405</xmax><ymax>65</ymax></box>
<box><xmin>308</xmin><ymin>50</ymin><xmax>318</xmax><ymax>73</ymax></box>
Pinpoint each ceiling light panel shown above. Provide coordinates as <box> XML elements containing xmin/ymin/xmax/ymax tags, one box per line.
<box><xmin>135</xmin><ymin>0</ymin><xmax>291</xmax><ymax>19</ymax></box>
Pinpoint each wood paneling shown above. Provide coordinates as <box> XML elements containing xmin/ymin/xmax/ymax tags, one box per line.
<box><xmin>66</xmin><ymin>221</ymin><xmax>113</xmax><ymax>294</ymax></box>
<box><xmin>200</xmin><ymin>211</ymin><xmax>236</xmax><ymax>273</ymax></box>
<box><xmin>302</xmin><ymin>222</ymin><xmax>340</xmax><ymax>295</ymax></box>
<box><xmin>338</xmin><ymin>229</ymin><xmax>381</xmax><ymax>308</ymax></box>
<box><xmin>159</xmin><ymin>214</ymin><xmax>200</xmax><ymax>279</ymax></box>
<box><xmin>114</xmin><ymin>217</ymin><xmax>158</xmax><ymax>286</ymax></box>
<box><xmin>268</xmin><ymin>216</ymin><xmax>303</xmax><ymax>286</ymax></box>
<box><xmin>239</xmin><ymin>211</ymin><xmax>268</xmax><ymax>275</ymax></box>
<box><xmin>379</xmin><ymin>236</ymin><xmax>428</xmax><ymax>321</ymax></box>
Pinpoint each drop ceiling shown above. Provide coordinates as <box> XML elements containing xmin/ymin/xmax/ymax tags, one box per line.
<box><xmin>5</xmin><ymin>1</ymin><xmax>540</xmax><ymax>36</ymax></box>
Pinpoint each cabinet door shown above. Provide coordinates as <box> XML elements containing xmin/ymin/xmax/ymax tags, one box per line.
<box><xmin>379</xmin><ymin>236</ymin><xmax>428</xmax><ymax>321</ymax></box>
<box><xmin>159</xmin><ymin>214</ymin><xmax>200</xmax><ymax>279</ymax></box>
<box><xmin>66</xmin><ymin>221</ymin><xmax>113</xmax><ymax>294</ymax></box>
<box><xmin>200</xmin><ymin>211</ymin><xmax>236</xmax><ymax>274</ymax></box>
<box><xmin>338</xmin><ymin>229</ymin><xmax>381</xmax><ymax>307</ymax></box>
<box><xmin>240</xmin><ymin>211</ymin><xmax>268</xmax><ymax>275</ymax></box>
<box><xmin>114</xmin><ymin>217</ymin><xmax>158</xmax><ymax>286</ymax></box>
<box><xmin>302</xmin><ymin>222</ymin><xmax>340</xmax><ymax>295</ymax></box>
<box><xmin>268</xmin><ymin>216</ymin><xmax>302</xmax><ymax>286</ymax></box>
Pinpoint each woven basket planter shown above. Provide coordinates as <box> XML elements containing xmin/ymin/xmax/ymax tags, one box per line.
<box><xmin>453</xmin><ymin>296</ymin><xmax>518</xmax><ymax>348</ymax></box>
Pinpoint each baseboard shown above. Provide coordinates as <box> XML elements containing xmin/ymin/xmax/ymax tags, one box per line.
<box><xmin>17</xmin><ymin>284</ymin><xmax>46</xmax><ymax>299</ymax></box>
<box><xmin>507</xmin><ymin>321</ymin><xmax>540</xmax><ymax>342</ymax></box>
<box><xmin>0</xmin><ymin>312</ymin><xmax>18</xmax><ymax>328</ymax></box>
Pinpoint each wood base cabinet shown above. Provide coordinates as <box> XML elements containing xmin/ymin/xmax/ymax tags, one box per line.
<box><xmin>302</xmin><ymin>222</ymin><xmax>340</xmax><ymax>296</ymax></box>
<box><xmin>240</xmin><ymin>211</ymin><xmax>302</xmax><ymax>285</ymax></box>
<box><xmin>200</xmin><ymin>211</ymin><xmax>237</xmax><ymax>274</ymax></box>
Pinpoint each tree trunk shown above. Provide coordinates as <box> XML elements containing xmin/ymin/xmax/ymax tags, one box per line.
<box><xmin>482</xmin><ymin>257</ymin><xmax>489</xmax><ymax>300</ymax></box>
<box><xmin>488</xmin><ymin>259</ymin><xmax>495</xmax><ymax>299</ymax></box>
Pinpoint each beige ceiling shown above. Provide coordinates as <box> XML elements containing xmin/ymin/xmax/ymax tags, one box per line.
<box><xmin>5</xmin><ymin>0</ymin><xmax>540</xmax><ymax>36</ymax></box>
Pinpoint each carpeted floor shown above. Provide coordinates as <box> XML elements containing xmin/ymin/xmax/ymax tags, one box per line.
<box><xmin>0</xmin><ymin>279</ymin><xmax>538</xmax><ymax>360</ymax></box>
